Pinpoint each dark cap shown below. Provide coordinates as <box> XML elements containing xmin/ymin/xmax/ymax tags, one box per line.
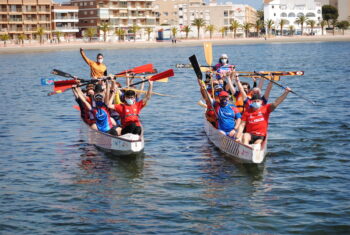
<box><xmin>94</xmin><ymin>93</ymin><xmax>104</xmax><ymax>101</ymax></box>
<box><xmin>214</xmin><ymin>84</ymin><xmax>223</xmax><ymax>90</ymax></box>
<box><xmin>251</xmin><ymin>94</ymin><xmax>262</xmax><ymax>100</ymax></box>
<box><xmin>94</xmin><ymin>84</ymin><xmax>104</xmax><ymax>93</ymax></box>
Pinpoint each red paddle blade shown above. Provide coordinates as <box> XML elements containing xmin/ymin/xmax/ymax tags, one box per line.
<box><xmin>149</xmin><ymin>69</ymin><xmax>174</xmax><ymax>81</ymax></box>
<box><xmin>116</xmin><ymin>64</ymin><xmax>154</xmax><ymax>75</ymax></box>
<box><xmin>54</xmin><ymin>79</ymin><xmax>78</xmax><ymax>86</ymax></box>
<box><xmin>48</xmin><ymin>87</ymin><xmax>71</xmax><ymax>96</ymax></box>
<box><xmin>54</xmin><ymin>84</ymin><xmax>74</xmax><ymax>91</ymax></box>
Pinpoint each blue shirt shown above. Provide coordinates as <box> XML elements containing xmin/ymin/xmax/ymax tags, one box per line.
<box><xmin>216</xmin><ymin>103</ymin><xmax>242</xmax><ymax>133</ymax></box>
<box><xmin>94</xmin><ymin>107</ymin><xmax>112</xmax><ymax>132</ymax></box>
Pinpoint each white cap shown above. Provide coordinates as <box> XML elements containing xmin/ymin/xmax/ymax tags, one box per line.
<box><xmin>220</xmin><ymin>54</ymin><xmax>228</xmax><ymax>59</ymax></box>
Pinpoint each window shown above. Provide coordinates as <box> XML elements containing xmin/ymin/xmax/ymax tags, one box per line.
<box><xmin>90</xmin><ymin>10</ymin><xmax>94</xmax><ymax>14</ymax></box>
<box><xmin>90</xmin><ymin>20</ymin><xmax>94</xmax><ymax>23</ymax></box>
<box><xmin>297</xmin><ymin>12</ymin><xmax>304</xmax><ymax>17</ymax></box>
<box><xmin>288</xmin><ymin>12</ymin><xmax>295</xmax><ymax>17</ymax></box>
<box><xmin>90</xmin><ymin>2</ymin><xmax>93</xmax><ymax>6</ymax></box>
<box><xmin>272</xmin><ymin>5</ymin><xmax>274</xmax><ymax>8</ymax></box>
<box><xmin>84</xmin><ymin>11</ymin><xmax>87</xmax><ymax>15</ymax></box>
<box><xmin>281</xmin><ymin>12</ymin><xmax>287</xmax><ymax>17</ymax></box>
<box><xmin>274</xmin><ymin>13</ymin><xmax>276</xmax><ymax>16</ymax></box>
<box><xmin>164</xmin><ymin>12</ymin><xmax>168</xmax><ymax>16</ymax></box>
<box><xmin>306</xmin><ymin>12</ymin><xmax>315</xmax><ymax>17</ymax></box>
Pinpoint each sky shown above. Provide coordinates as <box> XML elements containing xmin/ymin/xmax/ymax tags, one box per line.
<box><xmin>218</xmin><ymin>0</ymin><xmax>263</xmax><ymax>10</ymax></box>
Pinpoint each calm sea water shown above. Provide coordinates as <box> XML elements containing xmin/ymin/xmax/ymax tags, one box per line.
<box><xmin>0</xmin><ymin>42</ymin><xmax>349</xmax><ymax>234</ymax></box>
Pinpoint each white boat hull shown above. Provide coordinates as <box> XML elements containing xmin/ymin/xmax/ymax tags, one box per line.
<box><xmin>204</xmin><ymin>115</ymin><xmax>267</xmax><ymax>164</ymax></box>
<box><xmin>85</xmin><ymin>124</ymin><xmax>144</xmax><ymax>156</ymax></box>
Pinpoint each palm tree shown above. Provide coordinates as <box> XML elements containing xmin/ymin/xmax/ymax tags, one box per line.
<box><xmin>230</xmin><ymin>20</ymin><xmax>240</xmax><ymax>38</ymax></box>
<box><xmin>115</xmin><ymin>28</ymin><xmax>125</xmax><ymax>42</ymax></box>
<box><xmin>171</xmin><ymin>26</ymin><xmax>178</xmax><ymax>38</ymax></box>
<box><xmin>192</xmin><ymin>18</ymin><xmax>206</xmax><ymax>39</ymax></box>
<box><xmin>54</xmin><ymin>31</ymin><xmax>63</xmax><ymax>43</ymax></box>
<box><xmin>242</xmin><ymin>22</ymin><xmax>251</xmax><ymax>38</ymax></box>
<box><xmin>36</xmin><ymin>27</ymin><xmax>45</xmax><ymax>44</ymax></box>
<box><xmin>254</xmin><ymin>20</ymin><xmax>263</xmax><ymax>37</ymax></box>
<box><xmin>205</xmin><ymin>24</ymin><xmax>215</xmax><ymax>39</ymax></box>
<box><xmin>182</xmin><ymin>25</ymin><xmax>191</xmax><ymax>39</ymax></box>
<box><xmin>320</xmin><ymin>20</ymin><xmax>327</xmax><ymax>35</ymax></box>
<box><xmin>130</xmin><ymin>24</ymin><xmax>140</xmax><ymax>42</ymax></box>
<box><xmin>84</xmin><ymin>27</ymin><xmax>96</xmax><ymax>42</ymax></box>
<box><xmin>331</xmin><ymin>18</ymin><xmax>337</xmax><ymax>35</ymax></box>
<box><xmin>219</xmin><ymin>26</ymin><xmax>227</xmax><ymax>38</ymax></box>
<box><xmin>288</xmin><ymin>25</ymin><xmax>295</xmax><ymax>36</ymax></box>
<box><xmin>0</xmin><ymin>34</ymin><xmax>10</xmax><ymax>47</ymax></box>
<box><xmin>295</xmin><ymin>15</ymin><xmax>308</xmax><ymax>35</ymax></box>
<box><xmin>145</xmin><ymin>27</ymin><xmax>153</xmax><ymax>41</ymax></box>
<box><xmin>265</xmin><ymin>19</ymin><xmax>274</xmax><ymax>37</ymax></box>
<box><xmin>279</xmin><ymin>19</ymin><xmax>287</xmax><ymax>36</ymax></box>
<box><xmin>99</xmin><ymin>22</ymin><xmax>110</xmax><ymax>42</ymax></box>
<box><xmin>18</xmin><ymin>34</ymin><xmax>26</xmax><ymax>45</ymax></box>
<box><xmin>307</xmin><ymin>19</ymin><xmax>316</xmax><ymax>35</ymax></box>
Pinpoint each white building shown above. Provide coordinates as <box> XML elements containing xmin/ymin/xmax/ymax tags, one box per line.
<box><xmin>52</xmin><ymin>5</ymin><xmax>79</xmax><ymax>39</ymax></box>
<box><xmin>264</xmin><ymin>0</ymin><xmax>323</xmax><ymax>35</ymax></box>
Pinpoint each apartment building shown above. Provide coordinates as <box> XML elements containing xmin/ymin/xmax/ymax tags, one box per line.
<box><xmin>330</xmin><ymin>0</ymin><xmax>350</xmax><ymax>21</ymax></box>
<box><xmin>70</xmin><ymin>0</ymin><xmax>159</xmax><ymax>41</ymax></box>
<box><xmin>52</xmin><ymin>4</ymin><xmax>79</xmax><ymax>39</ymax></box>
<box><xmin>0</xmin><ymin>0</ymin><xmax>52</xmax><ymax>39</ymax></box>
<box><xmin>264</xmin><ymin>0</ymin><xmax>323</xmax><ymax>35</ymax></box>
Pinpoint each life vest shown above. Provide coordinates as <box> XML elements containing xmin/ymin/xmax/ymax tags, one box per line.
<box><xmin>119</xmin><ymin>103</ymin><xmax>142</xmax><ymax>127</ymax></box>
<box><xmin>214</xmin><ymin>102</ymin><xmax>240</xmax><ymax>117</ymax></box>
<box><xmin>234</xmin><ymin>92</ymin><xmax>245</xmax><ymax>113</ymax></box>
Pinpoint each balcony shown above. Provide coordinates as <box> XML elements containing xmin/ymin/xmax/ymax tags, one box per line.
<box><xmin>55</xmin><ymin>26</ymin><xmax>79</xmax><ymax>33</ymax></box>
<box><xmin>8</xmin><ymin>18</ymin><xmax>22</xmax><ymax>23</ymax></box>
<box><xmin>8</xmin><ymin>10</ymin><xmax>22</xmax><ymax>15</ymax></box>
<box><xmin>23</xmin><ymin>9</ymin><xmax>37</xmax><ymax>14</ymax></box>
<box><xmin>23</xmin><ymin>19</ymin><xmax>37</xmax><ymax>24</ymax></box>
<box><xmin>53</xmin><ymin>17</ymin><xmax>79</xmax><ymax>23</ymax></box>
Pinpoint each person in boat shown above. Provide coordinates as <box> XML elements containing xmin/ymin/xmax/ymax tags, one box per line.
<box><xmin>74</xmin><ymin>82</ymin><xmax>118</xmax><ymax>135</ymax></box>
<box><xmin>236</xmin><ymin>87</ymin><xmax>291</xmax><ymax>145</ymax></box>
<box><xmin>214</xmin><ymin>91</ymin><xmax>242</xmax><ymax>137</ymax></box>
<box><xmin>80</xmin><ymin>48</ymin><xmax>107</xmax><ymax>79</ymax></box>
<box><xmin>72</xmin><ymin>85</ymin><xmax>96</xmax><ymax>126</ymax></box>
<box><xmin>108</xmin><ymin>80</ymin><xmax>153</xmax><ymax>136</ymax></box>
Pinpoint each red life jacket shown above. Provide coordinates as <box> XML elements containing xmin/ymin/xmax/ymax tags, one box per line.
<box><xmin>118</xmin><ymin>103</ymin><xmax>142</xmax><ymax>128</ymax></box>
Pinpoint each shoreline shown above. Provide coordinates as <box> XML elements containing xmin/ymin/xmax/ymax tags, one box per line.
<box><xmin>1</xmin><ymin>35</ymin><xmax>350</xmax><ymax>54</ymax></box>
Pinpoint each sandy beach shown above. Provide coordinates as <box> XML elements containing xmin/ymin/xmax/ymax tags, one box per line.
<box><xmin>1</xmin><ymin>35</ymin><xmax>350</xmax><ymax>54</ymax></box>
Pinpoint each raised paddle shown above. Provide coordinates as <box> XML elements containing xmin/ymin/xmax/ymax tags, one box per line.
<box><xmin>128</xmin><ymin>69</ymin><xmax>174</xmax><ymax>87</ymax></box>
<box><xmin>203</xmin><ymin>42</ymin><xmax>213</xmax><ymax>67</ymax></box>
<box><xmin>115</xmin><ymin>64</ymin><xmax>154</xmax><ymax>76</ymax></box>
<box><xmin>254</xmin><ymin>71</ymin><xmax>315</xmax><ymax>105</ymax></box>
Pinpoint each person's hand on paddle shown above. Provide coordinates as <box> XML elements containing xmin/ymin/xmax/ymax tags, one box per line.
<box><xmin>285</xmin><ymin>87</ymin><xmax>292</xmax><ymax>93</ymax></box>
<box><xmin>228</xmin><ymin>129</ymin><xmax>236</xmax><ymax>137</ymax></box>
<box><xmin>80</xmin><ymin>48</ymin><xmax>84</xmax><ymax>53</ymax></box>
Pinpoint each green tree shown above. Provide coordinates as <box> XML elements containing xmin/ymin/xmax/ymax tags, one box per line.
<box><xmin>171</xmin><ymin>26</ymin><xmax>178</xmax><ymax>38</ymax></box>
<box><xmin>219</xmin><ymin>26</ymin><xmax>227</xmax><ymax>38</ymax></box>
<box><xmin>230</xmin><ymin>20</ymin><xmax>240</xmax><ymax>38</ymax></box>
<box><xmin>336</xmin><ymin>20</ymin><xmax>349</xmax><ymax>35</ymax></box>
<box><xmin>36</xmin><ymin>27</ymin><xmax>45</xmax><ymax>44</ymax></box>
<box><xmin>145</xmin><ymin>27</ymin><xmax>153</xmax><ymax>41</ymax></box>
<box><xmin>192</xmin><ymin>18</ymin><xmax>206</xmax><ymax>39</ymax></box>
<box><xmin>84</xmin><ymin>27</ymin><xmax>96</xmax><ymax>42</ymax></box>
<box><xmin>130</xmin><ymin>24</ymin><xmax>140</xmax><ymax>42</ymax></box>
<box><xmin>205</xmin><ymin>24</ymin><xmax>215</xmax><ymax>39</ymax></box>
<box><xmin>279</xmin><ymin>19</ymin><xmax>287</xmax><ymax>36</ymax></box>
<box><xmin>307</xmin><ymin>19</ymin><xmax>316</xmax><ymax>35</ymax></box>
<box><xmin>115</xmin><ymin>28</ymin><xmax>125</xmax><ymax>42</ymax></box>
<box><xmin>0</xmin><ymin>34</ymin><xmax>10</xmax><ymax>46</ymax></box>
<box><xmin>320</xmin><ymin>20</ymin><xmax>327</xmax><ymax>35</ymax></box>
<box><xmin>295</xmin><ymin>15</ymin><xmax>308</xmax><ymax>35</ymax></box>
<box><xmin>54</xmin><ymin>31</ymin><xmax>63</xmax><ymax>43</ymax></box>
<box><xmin>322</xmin><ymin>5</ymin><xmax>339</xmax><ymax>28</ymax></box>
<box><xmin>18</xmin><ymin>34</ymin><xmax>26</xmax><ymax>45</ymax></box>
<box><xmin>99</xmin><ymin>22</ymin><xmax>110</xmax><ymax>42</ymax></box>
<box><xmin>254</xmin><ymin>20</ymin><xmax>264</xmax><ymax>37</ymax></box>
<box><xmin>331</xmin><ymin>18</ymin><xmax>338</xmax><ymax>35</ymax></box>
<box><xmin>256</xmin><ymin>10</ymin><xmax>264</xmax><ymax>22</ymax></box>
<box><xmin>242</xmin><ymin>22</ymin><xmax>251</xmax><ymax>38</ymax></box>
<box><xmin>288</xmin><ymin>25</ymin><xmax>295</xmax><ymax>36</ymax></box>
<box><xmin>182</xmin><ymin>25</ymin><xmax>191</xmax><ymax>39</ymax></box>
<box><xmin>265</xmin><ymin>19</ymin><xmax>274</xmax><ymax>36</ymax></box>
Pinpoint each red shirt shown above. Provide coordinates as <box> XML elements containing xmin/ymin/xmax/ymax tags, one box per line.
<box><xmin>114</xmin><ymin>101</ymin><xmax>145</xmax><ymax>128</ymax></box>
<box><xmin>241</xmin><ymin>104</ymin><xmax>272</xmax><ymax>137</ymax></box>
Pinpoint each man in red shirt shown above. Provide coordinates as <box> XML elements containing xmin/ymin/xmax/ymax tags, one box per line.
<box><xmin>236</xmin><ymin>87</ymin><xmax>291</xmax><ymax>145</ymax></box>
<box><xmin>108</xmin><ymin>80</ymin><xmax>153</xmax><ymax>136</ymax></box>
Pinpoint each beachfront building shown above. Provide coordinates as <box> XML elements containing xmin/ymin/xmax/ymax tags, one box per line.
<box><xmin>330</xmin><ymin>0</ymin><xmax>350</xmax><ymax>21</ymax></box>
<box><xmin>154</xmin><ymin>0</ymin><xmax>257</xmax><ymax>39</ymax></box>
<box><xmin>264</xmin><ymin>0</ymin><xmax>323</xmax><ymax>35</ymax></box>
<box><xmin>51</xmin><ymin>4</ymin><xmax>79</xmax><ymax>41</ymax></box>
<box><xmin>0</xmin><ymin>0</ymin><xmax>52</xmax><ymax>40</ymax></box>
<box><xmin>69</xmin><ymin>0</ymin><xmax>159</xmax><ymax>41</ymax></box>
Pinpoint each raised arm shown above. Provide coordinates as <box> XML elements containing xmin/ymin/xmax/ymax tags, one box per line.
<box><xmin>269</xmin><ymin>87</ymin><xmax>291</xmax><ymax>112</ymax></box>
<box><xmin>73</xmin><ymin>86</ymin><xmax>92</xmax><ymax>110</ymax></box>
<box><xmin>142</xmin><ymin>80</ymin><xmax>153</xmax><ymax>106</ymax></box>
<box><xmin>234</xmin><ymin>74</ymin><xmax>248</xmax><ymax>101</ymax></box>
<box><xmin>264</xmin><ymin>80</ymin><xmax>273</xmax><ymax>100</ymax></box>
<box><xmin>80</xmin><ymin>48</ymin><xmax>93</xmax><ymax>65</ymax></box>
<box><xmin>226</xmin><ymin>72</ymin><xmax>237</xmax><ymax>95</ymax></box>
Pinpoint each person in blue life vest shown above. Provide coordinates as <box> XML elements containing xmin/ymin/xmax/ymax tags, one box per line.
<box><xmin>214</xmin><ymin>91</ymin><xmax>242</xmax><ymax>138</ymax></box>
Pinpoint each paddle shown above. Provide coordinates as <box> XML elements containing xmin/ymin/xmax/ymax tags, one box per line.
<box><xmin>128</xmin><ymin>69</ymin><xmax>174</xmax><ymax>87</ymax></box>
<box><xmin>115</xmin><ymin>64</ymin><xmax>154</xmax><ymax>76</ymax></box>
<box><xmin>254</xmin><ymin>71</ymin><xmax>315</xmax><ymax>105</ymax></box>
<box><xmin>203</xmin><ymin>42</ymin><xmax>215</xmax><ymax>98</ymax></box>
<box><xmin>48</xmin><ymin>80</ymin><xmax>94</xmax><ymax>96</ymax></box>
<box><xmin>122</xmin><ymin>88</ymin><xmax>178</xmax><ymax>97</ymax></box>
